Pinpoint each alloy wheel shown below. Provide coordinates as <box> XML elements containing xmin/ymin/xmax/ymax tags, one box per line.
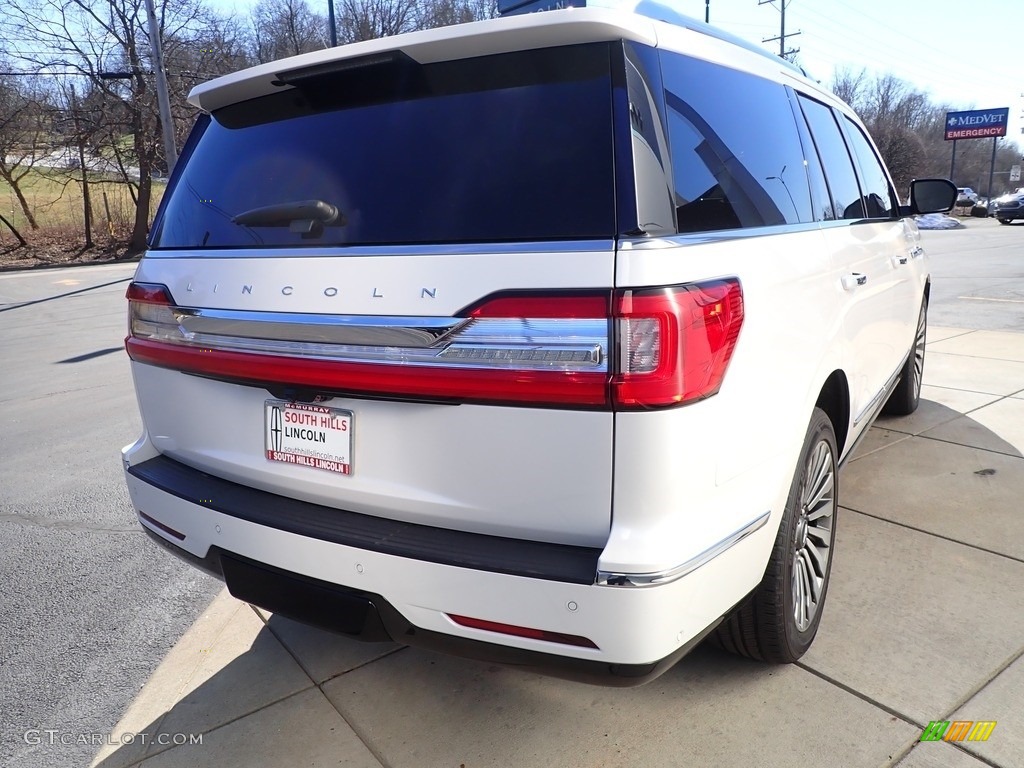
<box><xmin>792</xmin><ymin>440</ymin><xmax>836</xmax><ymax>632</ymax></box>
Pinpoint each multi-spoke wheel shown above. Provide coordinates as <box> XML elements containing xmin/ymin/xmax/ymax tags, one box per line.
<box><xmin>713</xmin><ymin>407</ymin><xmax>838</xmax><ymax>663</ymax></box>
<box><xmin>791</xmin><ymin>439</ymin><xmax>835</xmax><ymax>633</ymax></box>
<box><xmin>883</xmin><ymin>298</ymin><xmax>927</xmax><ymax>416</ymax></box>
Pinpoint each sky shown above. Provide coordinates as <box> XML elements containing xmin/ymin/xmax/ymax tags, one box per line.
<box><xmin>214</xmin><ymin>0</ymin><xmax>1023</xmax><ymax>151</ymax></box>
<box><xmin>697</xmin><ymin>0</ymin><xmax>1024</xmax><ymax>150</ymax></box>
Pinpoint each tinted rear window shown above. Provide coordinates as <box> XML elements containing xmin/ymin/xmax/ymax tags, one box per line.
<box><xmin>153</xmin><ymin>44</ymin><xmax>616</xmax><ymax>249</ymax></box>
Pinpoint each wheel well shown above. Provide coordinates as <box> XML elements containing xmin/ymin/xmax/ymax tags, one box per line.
<box><xmin>815</xmin><ymin>371</ymin><xmax>850</xmax><ymax>456</ymax></box>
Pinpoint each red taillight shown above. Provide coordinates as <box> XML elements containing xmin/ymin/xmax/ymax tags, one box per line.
<box><xmin>126</xmin><ymin>282</ymin><xmax>174</xmax><ymax>304</ymax></box>
<box><xmin>126</xmin><ymin>338</ymin><xmax>611</xmax><ymax>405</ymax></box>
<box><xmin>447</xmin><ymin>613</ymin><xmax>598</xmax><ymax>649</ymax></box>
<box><xmin>612</xmin><ymin>280</ymin><xmax>744</xmax><ymax>408</ymax></box>
<box><xmin>124</xmin><ymin>279</ymin><xmax>743</xmax><ymax>410</ymax></box>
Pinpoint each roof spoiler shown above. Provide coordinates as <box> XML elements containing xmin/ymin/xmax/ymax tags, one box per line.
<box><xmin>498</xmin><ymin>0</ymin><xmax>807</xmax><ymax>76</ymax></box>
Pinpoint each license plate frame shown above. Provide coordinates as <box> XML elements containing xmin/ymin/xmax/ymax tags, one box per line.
<box><xmin>264</xmin><ymin>400</ymin><xmax>353</xmax><ymax>475</ymax></box>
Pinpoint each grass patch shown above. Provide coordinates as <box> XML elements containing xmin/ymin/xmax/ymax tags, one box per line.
<box><xmin>0</xmin><ymin>165</ymin><xmax>164</xmax><ymax>244</ymax></box>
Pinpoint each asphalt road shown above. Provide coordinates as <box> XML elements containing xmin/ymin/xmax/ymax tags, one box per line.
<box><xmin>0</xmin><ymin>216</ymin><xmax>1019</xmax><ymax>767</ymax></box>
<box><xmin>925</xmin><ymin>217</ymin><xmax>1024</xmax><ymax>331</ymax></box>
<box><xmin>0</xmin><ymin>264</ymin><xmax>221</xmax><ymax>768</ymax></box>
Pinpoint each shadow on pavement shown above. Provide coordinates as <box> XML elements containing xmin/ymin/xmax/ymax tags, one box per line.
<box><xmin>92</xmin><ymin>398</ymin><xmax>1024</xmax><ymax>768</ymax></box>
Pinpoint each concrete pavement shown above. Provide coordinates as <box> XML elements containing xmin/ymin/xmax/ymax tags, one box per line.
<box><xmin>88</xmin><ymin>324</ymin><xmax>1024</xmax><ymax>768</ymax></box>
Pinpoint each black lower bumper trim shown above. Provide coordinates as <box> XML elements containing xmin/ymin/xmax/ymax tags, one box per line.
<box><xmin>128</xmin><ymin>454</ymin><xmax>602</xmax><ymax>584</ymax></box>
<box><xmin>143</xmin><ymin>534</ymin><xmax>712</xmax><ymax>686</ymax></box>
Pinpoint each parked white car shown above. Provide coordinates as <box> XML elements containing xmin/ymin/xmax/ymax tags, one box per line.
<box><xmin>956</xmin><ymin>187</ymin><xmax>979</xmax><ymax>207</ymax></box>
<box><xmin>122</xmin><ymin>0</ymin><xmax>956</xmax><ymax>684</ymax></box>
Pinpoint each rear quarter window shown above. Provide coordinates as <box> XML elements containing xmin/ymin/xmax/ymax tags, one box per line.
<box><xmin>660</xmin><ymin>51</ymin><xmax>814</xmax><ymax>233</ymax></box>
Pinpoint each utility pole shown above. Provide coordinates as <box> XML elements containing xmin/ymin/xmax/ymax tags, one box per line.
<box><xmin>328</xmin><ymin>0</ymin><xmax>338</xmax><ymax>46</ymax></box>
<box><xmin>143</xmin><ymin>0</ymin><xmax>177</xmax><ymax>174</ymax></box>
<box><xmin>760</xmin><ymin>0</ymin><xmax>801</xmax><ymax>59</ymax></box>
<box><xmin>986</xmin><ymin>137</ymin><xmax>998</xmax><ymax>199</ymax></box>
<box><xmin>69</xmin><ymin>84</ymin><xmax>93</xmax><ymax>249</ymax></box>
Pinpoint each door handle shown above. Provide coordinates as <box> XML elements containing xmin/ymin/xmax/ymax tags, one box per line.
<box><xmin>842</xmin><ymin>273</ymin><xmax>868</xmax><ymax>290</ymax></box>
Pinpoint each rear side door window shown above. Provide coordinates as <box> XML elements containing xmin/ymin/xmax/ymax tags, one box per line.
<box><xmin>790</xmin><ymin>92</ymin><xmax>835</xmax><ymax>221</ymax></box>
<box><xmin>798</xmin><ymin>95</ymin><xmax>865</xmax><ymax>220</ymax></box>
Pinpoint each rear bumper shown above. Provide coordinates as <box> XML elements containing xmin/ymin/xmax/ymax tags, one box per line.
<box><xmin>142</xmin><ymin>527</ymin><xmax>717</xmax><ymax>686</ymax></box>
<box><xmin>125</xmin><ymin>452</ymin><xmax>773</xmax><ymax>684</ymax></box>
<box><xmin>128</xmin><ymin>454</ymin><xmax>602</xmax><ymax>584</ymax></box>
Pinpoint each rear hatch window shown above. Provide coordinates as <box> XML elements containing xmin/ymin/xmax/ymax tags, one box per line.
<box><xmin>153</xmin><ymin>43</ymin><xmax>617</xmax><ymax>249</ymax></box>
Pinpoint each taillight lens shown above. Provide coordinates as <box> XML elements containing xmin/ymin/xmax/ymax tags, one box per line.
<box><xmin>125</xmin><ymin>279</ymin><xmax>742</xmax><ymax>410</ymax></box>
<box><xmin>126</xmin><ymin>282</ymin><xmax>181</xmax><ymax>341</ymax></box>
<box><xmin>613</xmin><ymin>280</ymin><xmax>744</xmax><ymax>408</ymax></box>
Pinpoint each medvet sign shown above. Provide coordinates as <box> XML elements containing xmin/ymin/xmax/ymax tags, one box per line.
<box><xmin>944</xmin><ymin>108</ymin><xmax>1009</xmax><ymax>140</ymax></box>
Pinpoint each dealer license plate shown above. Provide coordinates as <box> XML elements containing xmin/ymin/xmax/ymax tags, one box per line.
<box><xmin>265</xmin><ymin>400</ymin><xmax>353</xmax><ymax>475</ymax></box>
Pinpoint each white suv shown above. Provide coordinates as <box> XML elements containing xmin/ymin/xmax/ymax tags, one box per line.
<box><xmin>122</xmin><ymin>0</ymin><xmax>956</xmax><ymax>684</ymax></box>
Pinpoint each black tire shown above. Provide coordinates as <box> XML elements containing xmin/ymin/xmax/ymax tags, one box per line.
<box><xmin>713</xmin><ymin>408</ymin><xmax>838</xmax><ymax>663</ymax></box>
<box><xmin>998</xmin><ymin>218</ymin><xmax>1010</xmax><ymax>225</ymax></box>
<box><xmin>882</xmin><ymin>299</ymin><xmax>927</xmax><ymax>416</ymax></box>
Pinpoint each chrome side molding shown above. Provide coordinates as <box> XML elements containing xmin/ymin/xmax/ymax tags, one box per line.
<box><xmin>596</xmin><ymin>511</ymin><xmax>771</xmax><ymax>587</ymax></box>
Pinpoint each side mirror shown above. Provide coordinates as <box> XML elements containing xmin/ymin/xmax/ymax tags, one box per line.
<box><xmin>902</xmin><ymin>178</ymin><xmax>957</xmax><ymax>216</ymax></box>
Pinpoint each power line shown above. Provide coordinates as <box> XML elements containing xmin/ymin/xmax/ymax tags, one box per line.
<box><xmin>0</xmin><ymin>71</ymin><xmax>92</xmax><ymax>76</ymax></box>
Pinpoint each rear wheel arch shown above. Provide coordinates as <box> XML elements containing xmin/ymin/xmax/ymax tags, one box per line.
<box><xmin>814</xmin><ymin>371</ymin><xmax>850</xmax><ymax>457</ymax></box>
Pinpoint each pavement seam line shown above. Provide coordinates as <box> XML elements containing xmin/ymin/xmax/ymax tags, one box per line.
<box><xmin>883</xmin><ymin>731</ymin><xmax>1005</xmax><ymax>768</ymax></box>
<box><xmin>316</xmin><ymin>676</ymin><xmax>396</xmax><ymax>768</ymax></box>
<box><xmin>914</xmin><ymin>430</ymin><xmax>1024</xmax><ymax>460</ymax></box>
<box><xmin>885</xmin><ymin>644</ymin><xmax>1024</xmax><ymax>768</ymax></box>
<box><xmin>317</xmin><ymin>643</ymin><xmax>405</xmax><ymax>684</ymax></box>
<box><xmin>249</xmin><ymin>603</ymin><xmax>396</xmax><ymax>768</ymax></box>
<box><xmin>841</xmin><ymin>506</ymin><xmax>1024</xmax><ymax>566</ymax></box>
<box><xmin>848</xmin><ymin>432</ymin><xmax>912</xmax><ymax>462</ymax></box>
<box><xmin>792</xmin><ymin>661</ymin><xmax>921</xmax><ymax>729</ymax></box>
<box><xmin>874</xmin><ymin>388</ymin><xmax>1024</xmax><ymax>443</ymax></box>
<box><xmin>876</xmin><ymin>387</ymin><xmax>1014</xmax><ymax>438</ymax></box>
<box><xmin>924</xmin><ymin>329</ymin><xmax>976</xmax><ymax>344</ymax></box>
<box><xmin>917</xmin><ymin>382</ymin><xmax>1018</xmax><ymax>399</ymax></box>
<box><xmin>925</xmin><ymin>349</ymin><xmax>1024</xmax><ymax>365</ymax></box>
<box><xmin>129</xmin><ymin>684</ymin><xmax>320</xmax><ymax>766</ymax></box>
<box><xmin>250</xmin><ymin>603</ymin><xmax>321</xmax><ymax>685</ymax></box>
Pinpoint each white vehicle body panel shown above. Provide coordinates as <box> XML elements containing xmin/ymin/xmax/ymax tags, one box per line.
<box><xmin>122</xmin><ymin>4</ymin><xmax>933</xmax><ymax>681</ymax></box>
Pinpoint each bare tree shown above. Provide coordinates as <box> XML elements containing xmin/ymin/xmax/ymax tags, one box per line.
<box><xmin>0</xmin><ymin>67</ymin><xmax>55</xmax><ymax>230</ymax></box>
<box><xmin>1</xmin><ymin>0</ymin><xmax>233</xmax><ymax>253</ymax></box>
<box><xmin>338</xmin><ymin>0</ymin><xmax>419</xmax><ymax>43</ymax></box>
<box><xmin>250</xmin><ymin>0</ymin><xmax>329</xmax><ymax>63</ymax></box>
<box><xmin>831</xmin><ymin>66</ymin><xmax>866</xmax><ymax>112</ymax></box>
<box><xmin>416</xmin><ymin>0</ymin><xmax>496</xmax><ymax>29</ymax></box>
